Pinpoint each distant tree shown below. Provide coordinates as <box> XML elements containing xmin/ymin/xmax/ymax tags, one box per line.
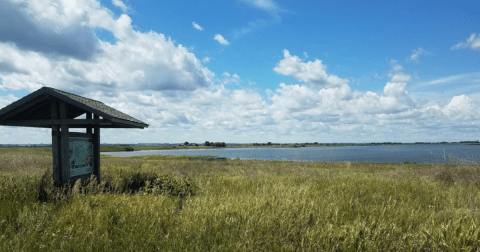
<box><xmin>194</xmin><ymin>143</ymin><xmax>199</xmax><ymax>146</ymax></box>
<box><xmin>314</xmin><ymin>142</ymin><xmax>318</xmax><ymax>145</ymax></box>
<box><xmin>184</xmin><ymin>142</ymin><xmax>189</xmax><ymax>146</ymax></box>
<box><xmin>210</xmin><ymin>142</ymin><xmax>226</xmax><ymax>147</ymax></box>
<box><xmin>205</xmin><ymin>141</ymin><xmax>210</xmax><ymax>146</ymax></box>
<box><xmin>267</xmin><ymin>142</ymin><xmax>272</xmax><ymax>145</ymax></box>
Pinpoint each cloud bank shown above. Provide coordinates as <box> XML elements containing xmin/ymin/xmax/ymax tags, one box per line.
<box><xmin>0</xmin><ymin>0</ymin><xmax>214</xmax><ymax>94</ymax></box>
<box><xmin>0</xmin><ymin>0</ymin><xmax>479</xmax><ymax>144</ymax></box>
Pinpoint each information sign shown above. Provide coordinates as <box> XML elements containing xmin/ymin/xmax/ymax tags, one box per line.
<box><xmin>68</xmin><ymin>137</ymin><xmax>94</xmax><ymax>178</ymax></box>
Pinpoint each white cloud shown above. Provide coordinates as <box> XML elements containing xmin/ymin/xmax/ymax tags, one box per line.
<box><xmin>0</xmin><ymin>93</ymin><xmax>18</xmax><ymax>109</ymax></box>
<box><xmin>238</xmin><ymin>0</ymin><xmax>280</xmax><ymax>13</ymax></box>
<box><xmin>192</xmin><ymin>21</ymin><xmax>204</xmax><ymax>31</ymax></box>
<box><xmin>0</xmin><ymin>0</ymin><xmax>101</xmax><ymax>60</ymax></box>
<box><xmin>441</xmin><ymin>95</ymin><xmax>476</xmax><ymax>119</ymax></box>
<box><xmin>425</xmin><ymin>73</ymin><xmax>470</xmax><ymax>85</ymax></box>
<box><xmin>408</xmin><ymin>47</ymin><xmax>427</xmax><ymax>62</ymax></box>
<box><xmin>233</xmin><ymin>0</ymin><xmax>282</xmax><ymax>38</ymax></box>
<box><xmin>202</xmin><ymin>57</ymin><xmax>211</xmax><ymax>63</ymax></box>
<box><xmin>112</xmin><ymin>0</ymin><xmax>128</xmax><ymax>13</ymax></box>
<box><xmin>0</xmin><ymin>0</ymin><xmax>214</xmax><ymax>93</ymax></box>
<box><xmin>270</xmin><ymin>59</ymin><xmax>419</xmax><ymax>130</ymax></box>
<box><xmin>273</xmin><ymin>49</ymin><xmax>349</xmax><ymax>88</ymax></box>
<box><xmin>451</xmin><ymin>33</ymin><xmax>480</xmax><ymax>50</ymax></box>
<box><xmin>214</xmin><ymin>34</ymin><xmax>229</xmax><ymax>45</ymax></box>
<box><xmin>221</xmin><ymin>72</ymin><xmax>241</xmax><ymax>85</ymax></box>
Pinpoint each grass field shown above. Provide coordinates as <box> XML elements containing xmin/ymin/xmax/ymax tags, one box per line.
<box><xmin>1</xmin><ymin>147</ymin><xmax>480</xmax><ymax>251</ymax></box>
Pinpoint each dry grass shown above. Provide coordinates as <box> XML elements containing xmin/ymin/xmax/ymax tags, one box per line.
<box><xmin>0</xmin><ymin>148</ymin><xmax>51</xmax><ymax>176</ymax></box>
<box><xmin>2</xmin><ymin>147</ymin><xmax>480</xmax><ymax>251</ymax></box>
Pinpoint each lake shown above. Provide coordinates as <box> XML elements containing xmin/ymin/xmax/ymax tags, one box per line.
<box><xmin>100</xmin><ymin>144</ymin><xmax>480</xmax><ymax>164</ymax></box>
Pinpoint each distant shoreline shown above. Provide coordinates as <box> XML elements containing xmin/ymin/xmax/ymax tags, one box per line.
<box><xmin>1</xmin><ymin>142</ymin><xmax>479</xmax><ymax>152</ymax></box>
<box><xmin>99</xmin><ymin>142</ymin><xmax>480</xmax><ymax>152</ymax></box>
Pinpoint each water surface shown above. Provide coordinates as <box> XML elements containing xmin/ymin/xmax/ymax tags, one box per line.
<box><xmin>101</xmin><ymin>144</ymin><xmax>480</xmax><ymax>164</ymax></box>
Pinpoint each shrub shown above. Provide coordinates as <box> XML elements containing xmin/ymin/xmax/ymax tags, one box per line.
<box><xmin>36</xmin><ymin>167</ymin><xmax>196</xmax><ymax>203</ymax></box>
<box><xmin>37</xmin><ymin>168</ymin><xmax>112</xmax><ymax>203</ymax></box>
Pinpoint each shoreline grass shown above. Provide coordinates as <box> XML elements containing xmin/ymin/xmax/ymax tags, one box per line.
<box><xmin>97</xmin><ymin>142</ymin><xmax>480</xmax><ymax>152</ymax></box>
<box><xmin>3</xmin><ymin>142</ymin><xmax>479</xmax><ymax>153</ymax></box>
<box><xmin>1</xmin><ymin>147</ymin><xmax>480</xmax><ymax>251</ymax></box>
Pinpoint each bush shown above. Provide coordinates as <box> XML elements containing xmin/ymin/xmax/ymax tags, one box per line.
<box><xmin>36</xmin><ymin>167</ymin><xmax>196</xmax><ymax>203</ymax></box>
<box><xmin>37</xmin><ymin>168</ymin><xmax>112</xmax><ymax>203</ymax></box>
<box><xmin>124</xmin><ymin>147</ymin><xmax>134</xmax><ymax>151</ymax></box>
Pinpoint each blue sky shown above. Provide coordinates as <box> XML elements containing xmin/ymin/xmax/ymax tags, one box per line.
<box><xmin>0</xmin><ymin>0</ymin><xmax>479</xmax><ymax>144</ymax></box>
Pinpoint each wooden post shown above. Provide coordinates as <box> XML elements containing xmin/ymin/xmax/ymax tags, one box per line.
<box><xmin>93</xmin><ymin>114</ymin><xmax>100</xmax><ymax>180</ymax></box>
<box><xmin>51</xmin><ymin>101</ymin><xmax>61</xmax><ymax>185</ymax></box>
<box><xmin>86</xmin><ymin>113</ymin><xmax>92</xmax><ymax>135</ymax></box>
<box><xmin>59</xmin><ymin>100</ymin><xmax>70</xmax><ymax>184</ymax></box>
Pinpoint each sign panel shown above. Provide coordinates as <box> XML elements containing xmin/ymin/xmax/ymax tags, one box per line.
<box><xmin>68</xmin><ymin>137</ymin><xmax>94</xmax><ymax>178</ymax></box>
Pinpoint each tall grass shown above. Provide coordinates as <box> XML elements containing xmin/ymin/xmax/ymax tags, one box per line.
<box><xmin>1</xmin><ymin>148</ymin><xmax>480</xmax><ymax>251</ymax></box>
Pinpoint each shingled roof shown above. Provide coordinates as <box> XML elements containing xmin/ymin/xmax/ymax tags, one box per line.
<box><xmin>0</xmin><ymin>87</ymin><xmax>149</xmax><ymax>129</ymax></box>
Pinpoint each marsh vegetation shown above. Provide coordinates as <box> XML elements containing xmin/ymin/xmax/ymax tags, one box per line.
<box><xmin>1</xmin><ymin>147</ymin><xmax>480</xmax><ymax>251</ymax></box>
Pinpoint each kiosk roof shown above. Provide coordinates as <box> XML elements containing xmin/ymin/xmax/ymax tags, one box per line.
<box><xmin>0</xmin><ymin>87</ymin><xmax>149</xmax><ymax>129</ymax></box>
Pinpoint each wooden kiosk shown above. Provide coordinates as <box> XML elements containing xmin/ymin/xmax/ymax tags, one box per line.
<box><xmin>0</xmin><ymin>87</ymin><xmax>149</xmax><ymax>185</ymax></box>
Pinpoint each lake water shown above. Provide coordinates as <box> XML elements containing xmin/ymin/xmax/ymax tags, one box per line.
<box><xmin>100</xmin><ymin>144</ymin><xmax>480</xmax><ymax>164</ymax></box>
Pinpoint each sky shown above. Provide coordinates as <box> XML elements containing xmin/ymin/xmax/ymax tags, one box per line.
<box><xmin>0</xmin><ymin>0</ymin><xmax>479</xmax><ymax>144</ymax></box>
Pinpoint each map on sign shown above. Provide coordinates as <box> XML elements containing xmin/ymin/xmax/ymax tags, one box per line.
<box><xmin>69</xmin><ymin>137</ymin><xmax>94</xmax><ymax>177</ymax></box>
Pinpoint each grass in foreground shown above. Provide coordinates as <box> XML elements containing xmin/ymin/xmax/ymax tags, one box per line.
<box><xmin>1</xmin><ymin>148</ymin><xmax>480</xmax><ymax>251</ymax></box>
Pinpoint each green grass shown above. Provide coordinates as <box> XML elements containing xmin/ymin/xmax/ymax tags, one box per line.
<box><xmin>1</xmin><ymin>148</ymin><xmax>480</xmax><ymax>251</ymax></box>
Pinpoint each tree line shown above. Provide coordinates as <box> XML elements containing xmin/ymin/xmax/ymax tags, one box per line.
<box><xmin>183</xmin><ymin>141</ymin><xmax>226</xmax><ymax>147</ymax></box>
<box><xmin>204</xmin><ymin>141</ymin><xmax>226</xmax><ymax>147</ymax></box>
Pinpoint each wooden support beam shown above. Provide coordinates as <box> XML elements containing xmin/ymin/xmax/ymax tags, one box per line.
<box><xmin>59</xmin><ymin>100</ymin><xmax>70</xmax><ymax>184</ymax></box>
<box><xmin>51</xmin><ymin>131</ymin><xmax>93</xmax><ymax>138</ymax></box>
<box><xmin>93</xmin><ymin>114</ymin><xmax>100</xmax><ymax>180</ymax></box>
<box><xmin>51</xmin><ymin>101</ymin><xmax>60</xmax><ymax>185</ymax></box>
<box><xmin>1</xmin><ymin>119</ymin><xmax>107</xmax><ymax>126</ymax></box>
<box><xmin>86</xmin><ymin>113</ymin><xmax>92</xmax><ymax>135</ymax></box>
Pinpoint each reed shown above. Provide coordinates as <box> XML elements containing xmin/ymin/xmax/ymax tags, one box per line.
<box><xmin>1</xmin><ymin>147</ymin><xmax>480</xmax><ymax>251</ymax></box>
